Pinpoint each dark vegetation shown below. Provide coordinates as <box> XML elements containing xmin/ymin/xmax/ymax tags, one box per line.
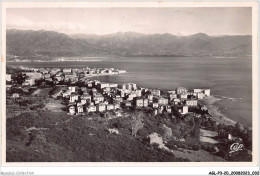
<box><xmin>6</xmin><ymin>94</ymin><xmax>252</xmax><ymax>162</ymax></box>
<box><xmin>7</xmin><ymin>111</ymin><xmax>191</xmax><ymax>162</ymax></box>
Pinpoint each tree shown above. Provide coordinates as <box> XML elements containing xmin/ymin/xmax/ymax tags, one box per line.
<box><xmin>234</xmin><ymin>122</ymin><xmax>243</xmax><ymax>135</ymax></box>
<box><xmin>131</xmin><ymin>113</ymin><xmax>144</xmax><ymax>137</ymax></box>
<box><xmin>104</xmin><ymin>112</ymin><xmax>109</xmax><ymax>125</ymax></box>
<box><xmin>159</xmin><ymin>124</ymin><xmax>173</xmax><ymax>140</ymax></box>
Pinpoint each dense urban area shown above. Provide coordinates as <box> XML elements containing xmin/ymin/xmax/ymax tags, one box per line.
<box><xmin>6</xmin><ymin>66</ymin><xmax>252</xmax><ymax>162</ymax></box>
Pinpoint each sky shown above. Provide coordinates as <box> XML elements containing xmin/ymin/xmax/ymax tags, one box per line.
<box><xmin>6</xmin><ymin>7</ymin><xmax>252</xmax><ymax>36</ymax></box>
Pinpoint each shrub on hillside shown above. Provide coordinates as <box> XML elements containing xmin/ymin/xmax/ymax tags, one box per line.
<box><xmin>137</xmin><ymin>128</ymin><xmax>149</xmax><ymax>138</ymax></box>
<box><xmin>192</xmin><ymin>144</ymin><xmax>201</xmax><ymax>151</ymax></box>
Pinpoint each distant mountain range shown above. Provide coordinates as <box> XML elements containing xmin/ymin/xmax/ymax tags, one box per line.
<box><xmin>6</xmin><ymin>29</ymin><xmax>252</xmax><ymax>61</ymax></box>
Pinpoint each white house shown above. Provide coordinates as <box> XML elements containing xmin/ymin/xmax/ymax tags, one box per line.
<box><xmin>12</xmin><ymin>93</ymin><xmax>19</xmax><ymax>98</ymax></box>
<box><xmin>114</xmin><ymin>103</ymin><xmax>120</xmax><ymax>110</ymax></box>
<box><xmin>77</xmin><ymin>105</ymin><xmax>84</xmax><ymax>113</ymax></box>
<box><xmin>69</xmin><ymin>86</ymin><xmax>76</xmax><ymax>93</ymax></box>
<box><xmin>143</xmin><ymin>99</ymin><xmax>149</xmax><ymax>107</ymax></box>
<box><xmin>158</xmin><ymin>106</ymin><xmax>164</xmax><ymax>113</ymax></box>
<box><xmin>123</xmin><ymin>101</ymin><xmax>131</xmax><ymax>107</ymax></box>
<box><xmin>69</xmin><ymin>106</ymin><xmax>76</xmax><ymax>115</ymax></box>
<box><xmin>125</xmin><ymin>83</ymin><xmax>133</xmax><ymax>91</ymax></box>
<box><xmin>153</xmin><ymin>109</ymin><xmax>158</xmax><ymax>115</ymax></box>
<box><xmin>204</xmin><ymin>89</ymin><xmax>211</xmax><ymax>96</ymax></box>
<box><xmin>173</xmin><ymin>98</ymin><xmax>181</xmax><ymax>105</ymax></box>
<box><xmin>135</xmin><ymin>89</ymin><xmax>142</xmax><ymax>97</ymax></box>
<box><xmin>93</xmin><ymin>94</ymin><xmax>104</xmax><ymax>104</ymax></box>
<box><xmin>97</xmin><ymin>103</ymin><xmax>106</xmax><ymax>112</ymax></box>
<box><xmin>148</xmin><ymin>94</ymin><xmax>153</xmax><ymax>102</ymax></box>
<box><xmin>197</xmin><ymin>92</ymin><xmax>204</xmax><ymax>99</ymax></box>
<box><xmin>135</xmin><ymin>98</ymin><xmax>144</xmax><ymax>107</ymax></box>
<box><xmin>152</xmin><ymin>102</ymin><xmax>159</xmax><ymax>108</ymax></box>
<box><xmin>70</xmin><ymin>93</ymin><xmax>79</xmax><ymax>102</ymax></box>
<box><xmin>63</xmin><ymin>68</ymin><xmax>72</xmax><ymax>73</ymax></box>
<box><xmin>97</xmin><ymin>82</ymin><xmax>110</xmax><ymax>90</ymax></box>
<box><xmin>178</xmin><ymin>93</ymin><xmax>188</xmax><ymax>100</ymax></box>
<box><xmin>166</xmin><ymin>106</ymin><xmax>172</xmax><ymax>113</ymax></box>
<box><xmin>194</xmin><ymin>89</ymin><xmax>202</xmax><ymax>93</ymax></box>
<box><xmin>155</xmin><ymin>97</ymin><xmax>168</xmax><ymax>105</ymax></box>
<box><xmin>109</xmin><ymin>83</ymin><xmax>118</xmax><ymax>88</ymax></box>
<box><xmin>87</xmin><ymin>105</ymin><xmax>96</xmax><ymax>113</ymax></box>
<box><xmin>106</xmin><ymin>104</ymin><xmax>115</xmax><ymax>111</ymax></box>
<box><xmin>148</xmin><ymin>133</ymin><xmax>164</xmax><ymax>148</ymax></box>
<box><xmin>63</xmin><ymin>89</ymin><xmax>72</xmax><ymax>98</ymax></box>
<box><xmin>81</xmin><ymin>99</ymin><xmax>88</xmax><ymax>105</ymax></box>
<box><xmin>23</xmin><ymin>78</ymin><xmax>35</xmax><ymax>86</ymax></box>
<box><xmin>127</xmin><ymin>93</ymin><xmax>136</xmax><ymax>101</ymax></box>
<box><xmin>186</xmin><ymin>100</ymin><xmax>198</xmax><ymax>106</ymax></box>
<box><xmin>181</xmin><ymin>106</ymin><xmax>188</xmax><ymax>114</ymax></box>
<box><xmin>6</xmin><ymin>74</ymin><xmax>12</xmax><ymax>82</ymax></box>
<box><xmin>150</xmin><ymin>89</ymin><xmax>161</xmax><ymax>97</ymax></box>
<box><xmin>169</xmin><ymin>94</ymin><xmax>177</xmax><ymax>101</ymax></box>
<box><xmin>177</xmin><ymin>87</ymin><xmax>188</xmax><ymax>95</ymax></box>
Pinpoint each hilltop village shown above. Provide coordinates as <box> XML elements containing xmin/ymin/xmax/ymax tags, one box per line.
<box><xmin>6</xmin><ymin>66</ymin><xmax>252</xmax><ymax>162</ymax></box>
<box><xmin>6</xmin><ymin>66</ymin><xmax>210</xmax><ymax>116</ymax></box>
<box><xmin>61</xmin><ymin>82</ymin><xmax>210</xmax><ymax>117</ymax></box>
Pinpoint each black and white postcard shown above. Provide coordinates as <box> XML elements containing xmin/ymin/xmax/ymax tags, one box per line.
<box><xmin>0</xmin><ymin>1</ymin><xmax>259</xmax><ymax>175</ymax></box>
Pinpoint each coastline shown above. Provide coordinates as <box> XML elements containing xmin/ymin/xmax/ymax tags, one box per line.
<box><xmin>7</xmin><ymin>60</ymin><xmax>251</xmax><ymax>127</ymax></box>
<box><xmin>84</xmin><ymin>72</ymin><xmax>126</xmax><ymax>78</ymax></box>
<box><xmin>201</xmin><ymin>96</ymin><xmax>237</xmax><ymax>126</ymax></box>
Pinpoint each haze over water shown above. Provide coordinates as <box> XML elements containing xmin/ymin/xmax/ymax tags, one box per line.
<box><xmin>8</xmin><ymin>56</ymin><xmax>252</xmax><ymax>127</ymax></box>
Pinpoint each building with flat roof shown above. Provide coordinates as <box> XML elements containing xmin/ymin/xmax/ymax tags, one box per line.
<box><xmin>63</xmin><ymin>68</ymin><xmax>72</xmax><ymax>73</ymax></box>
<box><xmin>152</xmin><ymin>102</ymin><xmax>159</xmax><ymax>108</ymax></box>
<box><xmin>135</xmin><ymin>98</ymin><xmax>144</xmax><ymax>107</ymax></box>
<box><xmin>70</xmin><ymin>93</ymin><xmax>79</xmax><ymax>102</ymax></box>
<box><xmin>178</xmin><ymin>94</ymin><xmax>188</xmax><ymax>100</ymax></box>
<box><xmin>143</xmin><ymin>99</ymin><xmax>149</xmax><ymax>107</ymax></box>
<box><xmin>12</xmin><ymin>93</ymin><xmax>19</xmax><ymax>98</ymax></box>
<box><xmin>177</xmin><ymin>87</ymin><xmax>188</xmax><ymax>95</ymax></box>
<box><xmin>155</xmin><ymin>97</ymin><xmax>168</xmax><ymax>105</ymax></box>
<box><xmin>97</xmin><ymin>104</ymin><xmax>106</xmax><ymax>112</ymax></box>
<box><xmin>197</xmin><ymin>92</ymin><xmax>204</xmax><ymax>99</ymax></box>
<box><xmin>114</xmin><ymin>103</ymin><xmax>120</xmax><ymax>110</ymax></box>
<box><xmin>194</xmin><ymin>89</ymin><xmax>202</xmax><ymax>93</ymax></box>
<box><xmin>186</xmin><ymin>100</ymin><xmax>198</xmax><ymax>106</ymax></box>
<box><xmin>23</xmin><ymin>78</ymin><xmax>35</xmax><ymax>86</ymax></box>
<box><xmin>77</xmin><ymin>105</ymin><xmax>84</xmax><ymax>113</ymax></box>
<box><xmin>106</xmin><ymin>104</ymin><xmax>115</xmax><ymax>111</ymax></box>
<box><xmin>97</xmin><ymin>82</ymin><xmax>110</xmax><ymax>90</ymax></box>
<box><xmin>148</xmin><ymin>94</ymin><xmax>153</xmax><ymax>102</ymax></box>
<box><xmin>169</xmin><ymin>94</ymin><xmax>177</xmax><ymax>101</ymax></box>
<box><xmin>69</xmin><ymin>106</ymin><xmax>76</xmax><ymax>115</ymax></box>
<box><xmin>181</xmin><ymin>106</ymin><xmax>188</xmax><ymax>114</ymax></box>
<box><xmin>6</xmin><ymin>74</ymin><xmax>12</xmax><ymax>82</ymax></box>
<box><xmin>150</xmin><ymin>89</ymin><xmax>160</xmax><ymax>97</ymax></box>
<box><xmin>123</xmin><ymin>101</ymin><xmax>131</xmax><ymax>107</ymax></box>
<box><xmin>204</xmin><ymin>89</ymin><xmax>210</xmax><ymax>96</ymax></box>
<box><xmin>87</xmin><ymin>105</ymin><xmax>96</xmax><ymax>113</ymax></box>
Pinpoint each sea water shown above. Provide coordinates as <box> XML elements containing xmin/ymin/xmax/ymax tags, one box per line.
<box><xmin>8</xmin><ymin>56</ymin><xmax>252</xmax><ymax>127</ymax></box>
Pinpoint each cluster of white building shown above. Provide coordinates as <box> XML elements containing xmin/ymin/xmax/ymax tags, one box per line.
<box><xmin>62</xmin><ymin>81</ymin><xmax>123</xmax><ymax>115</ymax></box>
<box><xmin>7</xmin><ymin>66</ymin><xmax>126</xmax><ymax>86</ymax></box>
<box><xmin>7</xmin><ymin>66</ymin><xmax>211</xmax><ymax>117</ymax></box>
<box><xmin>57</xmin><ymin>80</ymin><xmax>211</xmax><ymax>116</ymax></box>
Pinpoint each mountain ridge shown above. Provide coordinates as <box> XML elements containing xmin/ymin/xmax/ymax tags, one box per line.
<box><xmin>6</xmin><ymin>29</ymin><xmax>252</xmax><ymax>60</ymax></box>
